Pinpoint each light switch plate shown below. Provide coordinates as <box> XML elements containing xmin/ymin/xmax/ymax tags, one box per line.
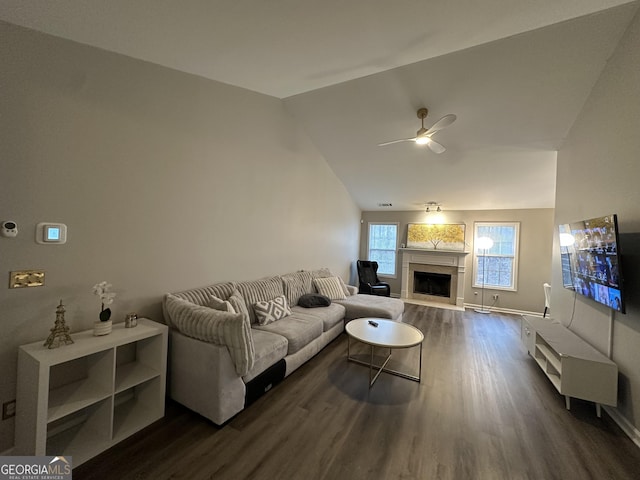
<box><xmin>10</xmin><ymin>270</ymin><xmax>45</xmax><ymax>288</ymax></box>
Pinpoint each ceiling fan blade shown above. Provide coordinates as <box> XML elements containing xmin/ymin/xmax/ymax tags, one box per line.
<box><xmin>426</xmin><ymin>114</ymin><xmax>457</xmax><ymax>134</ymax></box>
<box><xmin>427</xmin><ymin>139</ymin><xmax>446</xmax><ymax>154</ymax></box>
<box><xmin>377</xmin><ymin>138</ymin><xmax>416</xmax><ymax>146</ymax></box>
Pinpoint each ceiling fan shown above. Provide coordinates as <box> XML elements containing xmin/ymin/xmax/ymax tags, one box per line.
<box><xmin>378</xmin><ymin>108</ymin><xmax>456</xmax><ymax>154</ymax></box>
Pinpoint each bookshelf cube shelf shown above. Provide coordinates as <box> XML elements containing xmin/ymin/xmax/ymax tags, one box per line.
<box><xmin>15</xmin><ymin>318</ymin><xmax>168</xmax><ymax>467</ymax></box>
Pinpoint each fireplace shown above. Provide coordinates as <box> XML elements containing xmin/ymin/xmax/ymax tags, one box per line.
<box><xmin>413</xmin><ymin>271</ymin><xmax>451</xmax><ymax>298</ymax></box>
<box><xmin>400</xmin><ymin>249</ymin><xmax>469</xmax><ymax>308</ymax></box>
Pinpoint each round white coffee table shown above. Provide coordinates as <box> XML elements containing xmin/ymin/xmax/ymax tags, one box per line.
<box><xmin>345</xmin><ymin>318</ymin><xmax>424</xmax><ymax>388</ymax></box>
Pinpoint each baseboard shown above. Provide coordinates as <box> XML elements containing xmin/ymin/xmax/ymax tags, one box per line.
<box><xmin>604</xmin><ymin>406</ymin><xmax>640</xmax><ymax>449</ymax></box>
<box><xmin>463</xmin><ymin>303</ymin><xmax>543</xmax><ymax>317</ymax></box>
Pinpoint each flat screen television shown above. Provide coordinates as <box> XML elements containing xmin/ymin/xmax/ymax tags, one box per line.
<box><xmin>559</xmin><ymin>214</ymin><xmax>624</xmax><ymax>313</ymax></box>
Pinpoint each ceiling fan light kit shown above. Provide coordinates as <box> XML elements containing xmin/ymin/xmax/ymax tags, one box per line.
<box><xmin>378</xmin><ymin>107</ymin><xmax>456</xmax><ymax>154</ymax></box>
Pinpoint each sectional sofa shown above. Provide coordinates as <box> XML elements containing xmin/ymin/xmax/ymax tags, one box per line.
<box><xmin>162</xmin><ymin>268</ymin><xmax>404</xmax><ymax>425</ymax></box>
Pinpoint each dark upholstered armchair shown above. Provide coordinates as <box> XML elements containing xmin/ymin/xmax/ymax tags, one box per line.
<box><xmin>357</xmin><ymin>260</ymin><xmax>391</xmax><ymax>297</ymax></box>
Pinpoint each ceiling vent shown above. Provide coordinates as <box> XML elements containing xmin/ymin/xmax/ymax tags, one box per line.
<box><xmin>377</xmin><ymin>203</ymin><xmax>393</xmax><ymax>207</ymax></box>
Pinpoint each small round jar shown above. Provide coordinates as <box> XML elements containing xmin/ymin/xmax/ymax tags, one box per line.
<box><xmin>125</xmin><ymin>312</ymin><xmax>138</xmax><ymax>328</ymax></box>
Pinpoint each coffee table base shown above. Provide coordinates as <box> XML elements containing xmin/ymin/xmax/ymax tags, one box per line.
<box><xmin>347</xmin><ymin>336</ymin><xmax>422</xmax><ymax>388</ymax></box>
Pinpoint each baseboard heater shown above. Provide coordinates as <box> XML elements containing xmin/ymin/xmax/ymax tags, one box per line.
<box><xmin>244</xmin><ymin>359</ymin><xmax>286</xmax><ymax>407</ymax></box>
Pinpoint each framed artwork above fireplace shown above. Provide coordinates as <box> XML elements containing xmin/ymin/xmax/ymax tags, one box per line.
<box><xmin>406</xmin><ymin>223</ymin><xmax>466</xmax><ymax>251</ymax></box>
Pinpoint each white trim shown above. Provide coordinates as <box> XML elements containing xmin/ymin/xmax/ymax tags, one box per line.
<box><xmin>463</xmin><ymin>303</ymin><xmax>544</xmax><ymax>317</ymax></box>
<box><xmin>604</xmin><ymin>407</ymin><xmax>640</xmax><ymax>450</ymax></box>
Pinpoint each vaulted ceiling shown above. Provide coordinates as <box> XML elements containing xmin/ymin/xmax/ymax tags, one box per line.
<box><xmin>1</xmin><ymin>0</ymin><xmax>637</xmax><ymax>210</ymax></box>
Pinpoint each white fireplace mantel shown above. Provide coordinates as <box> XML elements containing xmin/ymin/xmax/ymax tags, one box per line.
<box><xmin>400</xmin><ymin>248</ymin><xmax>470</xmax><ymax>307</ymax></box>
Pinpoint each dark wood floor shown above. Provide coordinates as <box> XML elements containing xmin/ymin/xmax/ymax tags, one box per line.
<box><xmin>75</xmin><ymin>304</ymin><xmax>640</xmax><ymax>479</ymax></box>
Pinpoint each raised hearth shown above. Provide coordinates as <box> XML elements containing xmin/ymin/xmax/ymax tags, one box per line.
<box><xmin>400</xmin><ymin>248</ymin><xmax>469</xmax><ymax>307</ymax></box>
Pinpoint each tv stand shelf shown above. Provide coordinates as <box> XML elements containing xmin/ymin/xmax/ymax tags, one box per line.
<box><xmin>520</xmin><ymin>315</ymin><xmax>617</xmax><ymax>417</ymax></box>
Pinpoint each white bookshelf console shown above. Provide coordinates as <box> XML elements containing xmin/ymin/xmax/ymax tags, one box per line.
<box><xmin>15</xmin><ymin>318</ymin><xmax>168</xmax><ymax>466</ymax></box>
<box><xmin>520</xmin><ymin>315</ymin><xmax>617</xmax><ymax>417</ymax></box>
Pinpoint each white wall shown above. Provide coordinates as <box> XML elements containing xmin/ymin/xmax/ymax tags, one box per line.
<box><xmin>551</xmin><ymin>9</ymin><xmax>640</xmax><ymax>436</ymax></box>
<box><xmin>0</xmin><ymin>22</ymin><xmax>360</xmax><ymax>451</ymax></box>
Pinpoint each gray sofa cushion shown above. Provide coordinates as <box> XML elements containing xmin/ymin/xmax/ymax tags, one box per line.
<box><xmin>243</xmin><ymin>329</ymin><xmax>288</xmax><ymax>383</ymax></box>
<box><xmin>335</xmin><ymin>294</ymin><xmax>404</xmax><ymax>321</ymax></box>
<box><xmin>253</xmin><ymin>316</ymin><xmax>323</xmax><ymax>355</ymax></box>
<box><xmin>237</xmin><ymin>276</ymin><xmax>285</xmax><ymax>324</ymax></box>
<box><xmin>281</xmin><ymin>271</ymin><xmax>313</xmax><ymax>306</ymax></box>
<box><xmin>291</xmin><ymin>304</ymin><xmax>345</xmax><ymax>332</ymax></box>
<box><xmin>164</xmin><ymin>294</ymin><xmax>255</xmax><ymax>376</ymax></box>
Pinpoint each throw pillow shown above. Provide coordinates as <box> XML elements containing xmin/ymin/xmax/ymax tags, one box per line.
<box><xmin>253</xmin><ymin>295</ymin><xmax>292</xmax><ymax>325</ymax></box>
<box><xmin>313</xmin><ymin>277</ymin><xmax>347</xmax><ymax>300</ymax></box>
<box><xmin>310</xmin><ymin>268</ymin><xmax>351</xmax><ymax>297</ymax></box>
<box><xmin>163</xmin><ymin>294</ymin><xmax>254</xmax><ymax>376</ymax></box>
<box><xmin>298</xmin><ymin>293</ymin><xmax>332</xmax><ymax>308</ymax></box>
<box><xmin>209</xmin><ymin>295</ymin><xmax>236</xmax><ymax>313</ymax></box>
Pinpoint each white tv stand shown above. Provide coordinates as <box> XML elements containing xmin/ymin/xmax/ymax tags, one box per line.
<box><xmin>520</xmin><ymin>315</ymin><xmax>617</xmax><ymax>417</ymax></box>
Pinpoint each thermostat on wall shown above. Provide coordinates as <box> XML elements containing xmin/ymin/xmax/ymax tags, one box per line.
<box><xmin>36</xmin><ymin>222</ymin><xmax>67</xmax><ymax>244</ymax></box>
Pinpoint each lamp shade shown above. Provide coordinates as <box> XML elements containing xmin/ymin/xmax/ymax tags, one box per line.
<box><xmin>475</xmin><ymin>236</ymin><xmax>494</xmax><ymax>250</ymax></box>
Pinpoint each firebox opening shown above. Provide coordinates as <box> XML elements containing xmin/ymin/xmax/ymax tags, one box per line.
<box><xmin>413</xmin><ymin>271</ymin><xmax>451</xmax><ymax>298</ymax></box>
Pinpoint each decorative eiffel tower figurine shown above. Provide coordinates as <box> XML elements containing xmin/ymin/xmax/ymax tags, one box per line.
<box><xmin>44</xmin><ymin>300</ymin><xmax>74</xmax><ymax>349</ymax></box>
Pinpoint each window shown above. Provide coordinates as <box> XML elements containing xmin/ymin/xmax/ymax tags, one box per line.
<box><xmin>473</xmin><ymin>222</ymin><xmax>520</xmax><ymax>291</ymax></box>
<box><xmin>368</xmin><ymin>223</ymin><xmax>398</xmax><ymax>277</ymax></box>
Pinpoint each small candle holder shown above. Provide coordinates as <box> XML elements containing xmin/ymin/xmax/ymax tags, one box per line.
<box><xmin>125</xmin><ymin>312</ymin><xmax>138</xmax><ymax>328</ymax></box>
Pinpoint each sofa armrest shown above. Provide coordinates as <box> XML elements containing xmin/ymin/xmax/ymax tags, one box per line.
<box><xmin>169</xmin><ymin>330</ymin><xmax>245</xmax><ymax>425</ymax></box>
<box><xmin>346</xmin><ymin>284</ymin><xmax>358</xmax><ymax>295</ymax></box>
<box><xmin>164</xmin><ymin>293</ymin><xmax>255</xmax><ymax>376</ymax></box>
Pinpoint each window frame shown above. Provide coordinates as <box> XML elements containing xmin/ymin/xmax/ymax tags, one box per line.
<box><xmin>367</xmin><ymin>222</ymin><xmax>399</xmax><ymax>278</ymax></box>
<box><xmin>472</xmin><ymin>222</ymin><xmax>520</xmax><ymax>292</ymax></box>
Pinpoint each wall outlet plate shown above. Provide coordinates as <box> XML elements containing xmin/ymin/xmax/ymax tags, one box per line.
<box><xmin>2</xmin><ymin>400</ymin><xmax>16</xmax><ymax>420</ymax></box>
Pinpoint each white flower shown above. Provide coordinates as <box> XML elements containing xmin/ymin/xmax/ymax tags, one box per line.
<box><xmin>93</xmin><ymin>281</ymin><xmax>116</xmax><ymax>306</ymax></box>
